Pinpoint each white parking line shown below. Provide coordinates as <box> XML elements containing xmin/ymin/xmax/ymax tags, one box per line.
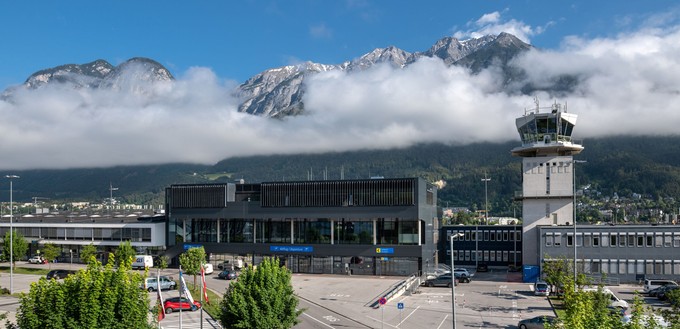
<box><xmin>303</xmin><ymin>313</ymin><xmax>335</xmax><ymax>329</ymax></box>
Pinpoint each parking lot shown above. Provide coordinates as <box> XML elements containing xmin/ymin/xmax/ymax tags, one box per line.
<box><xmin>0</xmin><ymin>264</ymin><xmax>674</xmax><ymax>329</ymax></box>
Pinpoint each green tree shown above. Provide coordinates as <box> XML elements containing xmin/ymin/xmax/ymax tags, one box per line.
<box><xmin>156</xmin><ymin>255</ymin><xmax>168</xmax><ymax>270</ymax></box>
<box><xmin>114</xmin><ymin>241</ymin><xmax>135</xmax><ymax>267</ymax></box>
<box><xmin>219</xmin><ymin>257</ymin><xmax>302</xmax><ymax>329</ymax></box>
<box><xmin>15</xmin><ymin>254</ymin><xmax>153</xmax><ymax>329</ymax></box>
<box><xmin>40</xmin><ymin>243</ymin><xmax>60</xmax><ymax>269</ymax></box>
<box><xmin>80</xmin><ymin>244</ymin><xmax>97</xmax><ymax>264</ymax></box>
<box><xmin>3</xmin><ymin>230</ymin><xmax>28</xmax><ymax>265</ymax></box>
<box><xmin>179</xmin><ymin>247</ymin><xmax>206</xmax><ymax>288</ymax></box>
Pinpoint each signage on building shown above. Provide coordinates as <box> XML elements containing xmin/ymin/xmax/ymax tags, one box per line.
<box><xmin>270</xmin><ymin>246</ymin><xmax>314</xmax><ymax>253</ymax></box>
<box><xmin>376</xmin><ymin>247</ymin><xmax>394</xmax><ymax>254</ymax></box>
<box><xmin>183</xmin><ymin>243</ymin><xmax>203</xmax><ymax>250</ymax></box>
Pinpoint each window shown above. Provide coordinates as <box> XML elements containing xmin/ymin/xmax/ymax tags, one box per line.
<box><xmin>483</xmin><ymin>250</ymin><xmax>489</xmax><ymax>261</ymax></box>
<box><xmin>637</xmin><ymin>235</ymin><xmax>644</xmax><ymax>247</ymax></box>
<box><xmin>593</xmin><ymin>235</ymin><xmax>599</xmax><ymax>246</ymax></box>
<box><xmin>627</xmin><ymin>234</ymin><xmax>635</xmax><ymax>246</ymax></box>
<box><xmin>465</xmin><ymin>250</ymin><xmax>470</xmax><ymax>261</ymax></box>
<box><xmin>664</xmin><ymin>235</ymin><xmax>672</xmax><ymax>247</ymax></box>
<box><xmin>576</xmin><ymin>234</ymin><xmax>582</xmax><ymax>247</ymax></box>
<box><xmin>627</xmin><ymin>262</ymin><xmax>635</xmax><ymax>275</ymax></box>
<box><xmin>601</xmin><ymin>233</ymin><xmax>609</xmax><ymax>247</ymax></box>
<box><xmin>567</xmin><ymin>235</ymin><xmax>573</xmax><ymax>247</ymax></box>
<box><xmin>546</xmin><ymin>234</ymin><xmax>553</xmax><ymax>247</ymax></box>
<box><xmin>484</xmin><ymin>231</ymin><xmax>490</xmax><ymax>241</ymax></box>
<box><xmin>497</xmin><ymin>231</ymin><xmax>502</xmax><ymax>241</ymax></box>
<box><xmin>674</xmin><ymin>235</ymin><xmax>680</xmax><ymax>248</ymax></box>
<box><xmin>646</xmin><ymin>235</ymin><xmax>653</xmax><ymax>247</ymax></box>
<box><xmin>502</xmin><ymin>251</ymin><xmax>508</xmax><ymax>262</ymax></box>
<box><xmin>619</xmin><ymin>233</ymin><xmax>626</xmax><ymax>247</ymax></box>
<box><xmin>592</xmin><ymin>261</ymin><xmax>601</xmax><ymax>273</ymax></box>
<box><xmin>554</xmin><ymin>233</ymin><xmax>562</xmax><ymax>246</ymax></box>
<box><xmin>655</xmin><ymin>235</ymin><xmax>663</xmax><ymax>248</ymax></box>
<box><xmin>503</xmin><ymin>232</ymin><xmax>509</xmax><ymax>241</ymax></box>
<box><xmin>490</xmin><ymin>251</ymin><xmax>496</xmax><ymax>262</ymax></box>
<box><xmin>619</xmin><ymin>262</ymin><xmax>626</xmax><ymax>274</ymax></box>
<box><xmin>610</xmin><ymin>234</ymin><xmax>617</xmax><ymax>246</ymax></box>
<box><xmin>584</xmin><ymin>235</ymin><xmax>591</xmax><ymax>247</ymax></box>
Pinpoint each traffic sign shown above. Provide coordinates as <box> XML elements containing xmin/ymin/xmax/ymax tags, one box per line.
<box><xmin>397</xmin><ymin>302</ymin><xmax>404</xmax><ymax>309</ymax></box>
<box><xmin>379</xmin><ymin>297</ymin><xmax>387</xmax><ymax>305</ymax></box>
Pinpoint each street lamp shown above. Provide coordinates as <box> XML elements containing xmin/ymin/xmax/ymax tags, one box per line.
<box><xmin>5</xmin><ymin>175</ymin><xmax>19</xmax><ymax>295</ymax></box>
<box><xmin>450</xmin><ymin>232</ymin><xmax>464</xmax><ymax>329</ymax></box>
<box><xmin>572</xmin><ymin>160</ymin><xmax>586</xmax><ymax>288</ymax></box>
<box><xmin>479</xmin><ymin>175</ymin><xmax>491</xmax><ymax>270</ymax></box>
<box><xmin>481</xmin><ymin>175</ymin><xmax>491</xmax><ymax>224</ymax></box>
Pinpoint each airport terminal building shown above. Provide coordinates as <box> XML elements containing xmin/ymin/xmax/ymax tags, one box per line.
<box><xmin>164</xmin><ymin>177</ymin><xmax>438</xmax><ymax>276</ymax></box>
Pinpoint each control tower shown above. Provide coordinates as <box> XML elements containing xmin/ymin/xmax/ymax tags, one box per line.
<box><xmin>512</xmin><ymin>99</ymin><xmax>583</xmax><ymax>267</ymax></box>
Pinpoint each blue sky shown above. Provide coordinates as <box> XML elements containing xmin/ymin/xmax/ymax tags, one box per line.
<box><xmin>1</xmin><ymin>1</ymin><xmax>680</xmax><ymax>170</ymax></box>
<box><xmin>1</xmin><ymin>0</ymin><xmax>677</xmax><ymax>89</ymax></box>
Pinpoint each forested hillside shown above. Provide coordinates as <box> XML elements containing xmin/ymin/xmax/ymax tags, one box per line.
<box><xmin>5</xmin><ymin>136</ymin><xmax>680</xmax><ymax>218</ymax></box>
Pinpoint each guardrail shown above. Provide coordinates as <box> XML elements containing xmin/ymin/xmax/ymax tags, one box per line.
<box><xmin>369</xmin><ymin>273</ymin><xmax>420</xmax><ymax>308</ymax></box>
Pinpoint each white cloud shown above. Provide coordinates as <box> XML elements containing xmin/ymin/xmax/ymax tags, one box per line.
<box><xmin>2</xmin><ymin>22</ymin><xmax>680</xmax><ymax>170</ymax></box>
<box><xmin>454</xmin><ymin>10</ymin><xmax>539</xmax><ymax>43</ymax></box>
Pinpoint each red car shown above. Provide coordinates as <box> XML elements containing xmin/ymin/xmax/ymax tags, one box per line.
<box><xmin>163</xmin><ymin>297</ymin><xmax>201</xmax><ymax>313</ymax></box>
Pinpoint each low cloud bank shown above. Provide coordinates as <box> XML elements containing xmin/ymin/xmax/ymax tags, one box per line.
<box><xmin>2</xmin><ymin>23</ymin><xmax>680</xmax><ymax>170</ymax></box>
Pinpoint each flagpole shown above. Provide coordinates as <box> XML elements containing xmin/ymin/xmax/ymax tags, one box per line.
<box><xmin>200</xmin><ymin>265</ymin><xmax>204</xmax><ymax>329</ymax></box>
<box><xmin>157</xmin><ymin>268</ymin><xmax>162</xmax><ymax>329</ymax></box>
<box><xmin>179</xmin><ymin>266</ymin><xmax>183</xmax><ymax>329</ymax></box>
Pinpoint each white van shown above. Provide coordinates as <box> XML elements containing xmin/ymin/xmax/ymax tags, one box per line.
<box><xmin>132</xmin><ymin>255</ymin><xmax>153</xmax><ymax>270</ymax></box>
<box><xmin>581</xmin><ymin>287</ymin><xmax>629</xmax><ymax>309</ymax></box>
<box><xmin>643</xmin><ymin>279</ymin><xmax>677</xmax><ymax>294</ymax></box>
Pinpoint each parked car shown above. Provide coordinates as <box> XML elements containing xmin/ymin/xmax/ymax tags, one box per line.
<box><xmin>581</xmin><ymin>287</ymin><xmax>629</xmax><ymax>310</ymax></box>
<box><xmin>46</xmin><ymin>269</ymin><xmax>76</xmax><ymax>280</ymax></box>
<box><xmin>143</xmin><ymin>276</ymin><xmax>176</xmax><ymax>292</ymax></box>
<box><xmin>657</xmin><ymin>285</ymin><xmax>679</xmax><ymax>301</ymax></box>
<box><xmin>203</xmin><ymin>263</ymin><xmax>214</xmax><ymax>275</ymax></box>
<box><xmin>622</xmin><ymin>314</ymin><xmax>669</xmax><ymax>328</ymax></box>
<box><xmin>517</xmin><ymin>315</ymin><xmax>557</xmax><ymax>329</ymax></box>
<box><xmin>423</xmin><ymin>273</ymin><xmax>458</xmax><ymax>287</ymax></box>
<box><xmin>218</xmin><ymin>270</ymin><xmax>238</xmax><ymax>280</ymax></box>
<box><xmin>648</xmin><ymin>285</ymin><xmax>672</xmax><ymax>297</ymax></box>
<box><xmin>534</xmin><ymin>281</ymin><xmax>550</xmax><ymax>296</ymax></box>
<box><xmin>453</xmin><ymin>268</ymin><xmax>473</xmax><ymax>278</ymax></box>
<box><xmin>163</xmin><ymin>297</ymin><xmax>201</xmax><ymax>313</ymax></box>
<box><xmin>217</xmin><ymin>259</ymin><xmax>243</xmax><ymax>270</ymax></box>
<box><xmin>454</xmin><ymin>272</ymin><xmax>471</xmax><ymax>283</ymax></box>
<box><xmin>28</xmin><ymin>256</ymin><xmax>47</xmax><ymax>264</ymax></box>
<box><xmin>476</xmin><ymin>263</ymin><xmax>489</xmax><ymax>272</ymax></box>
<box><xmin>643</xmin><ymin>279</ymin><xmax>677</xmax><ymax>294</ymax></box>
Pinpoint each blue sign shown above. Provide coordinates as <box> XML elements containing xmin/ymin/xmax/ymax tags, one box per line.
<box><xmin>376</xmin><ymin>247</ymin><xmax>394</xmax><ymax>254</ymax></box>
<box><xmin>270</xmin><ymin>246</ymin><xmax>314</xmax><ymax>253</ymax></box>
<box><xmin>183</xmin><ymin>243</ymin><xmax>203</xmax><ymax>250</ymax></box>
<box><xmin>397</xmin><ymin>302</ymin><xmax>404</xmax><ymax>310</ymax></box>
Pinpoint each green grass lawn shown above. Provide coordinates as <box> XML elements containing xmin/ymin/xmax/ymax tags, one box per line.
<box><xmin>549</xmin><ymin>296</ymin><xmax>566</xmax><ymax>318</ymax></box>
<box><xmin>0</xmin><ymin>265</ymin><xmax>51</xmax><ymax>276</ymax></box>
<box><xmin>187</xmin><ymin>285</ymin><xmax>223</xmax><ymax>320</ymax></box>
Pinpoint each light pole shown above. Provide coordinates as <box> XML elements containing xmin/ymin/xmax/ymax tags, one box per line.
<box><xmin>572</xmin><ymin>160</ymin><xmax>586</xmax><ymax>288</ymax></box>
<box><xmin>480</xmin><ymin>175</ymin><xmax>491</xmax><ymax>270</ymax></box>
<box><xmin>6</xmin><ymin>175</ymin><xmax>19</xmax><ymax>295</ymax></box>
<box><xmin>481</xmin><ymin>175</ymin><xmax>491</xmax><ymax>224</ymax></box>
<box><xmin>450</xmin><ymin>232</ymin><xmax>464</xmax><ymax>329</ymax></box>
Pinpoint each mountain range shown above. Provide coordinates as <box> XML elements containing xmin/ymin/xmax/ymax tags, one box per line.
<box><xmin>2</xmin><ymin>32</ymin><xmax>679</xmax><ymax>216</ymax></box>
<box><xmin>3</xmin><ymin>32</ymin><xmax>535</xmax><ymax>117</ymax></box>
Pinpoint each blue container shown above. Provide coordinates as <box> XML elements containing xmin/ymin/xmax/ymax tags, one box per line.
<box><xmin>522</xmin><ymin>265</ymin><xmax>540</xmax><ymax>283</ymax></box>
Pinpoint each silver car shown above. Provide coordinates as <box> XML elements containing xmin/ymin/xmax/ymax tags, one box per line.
<box><xmin>517</xmin><ymin>315</ymin><xmax>557</xmax><ymax>329</ymax></box>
